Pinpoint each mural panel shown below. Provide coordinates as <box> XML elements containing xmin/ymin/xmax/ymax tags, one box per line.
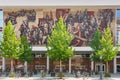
<box><xmin>4</xmin><ymin>7</ymin><xmax>115</xmax><ymax>46</ymax></box>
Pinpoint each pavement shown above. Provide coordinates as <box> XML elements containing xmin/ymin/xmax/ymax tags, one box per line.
<box><xmin>0</xmin><ymin>77</ymin><xmax>119</xmax><ymax>80</ymax></box>
<box><xmin>0</xmin><ymin>73</ymin><xmax>120</xmax><ymax>80</ymax></box>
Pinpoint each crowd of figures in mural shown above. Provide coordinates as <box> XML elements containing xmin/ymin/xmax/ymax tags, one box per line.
<box><xmin>4</xmin><ymin>8</ymin><xmax>115</xmax><ymax>46</ymax></box>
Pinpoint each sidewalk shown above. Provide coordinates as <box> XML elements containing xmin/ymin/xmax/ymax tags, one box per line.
<box><xmin>0</xmin><ymin>77</ymin><xmax>119</xmax><ymax>80</ymax></box>
<box><xmin>0</xmin><ymin>73</ymin><xmax>119</xmax><ymax>80</ymax></box>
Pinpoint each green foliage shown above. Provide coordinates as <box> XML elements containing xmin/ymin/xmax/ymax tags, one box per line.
<box><xmin>98</xmin><ymin>27</ymin><xmax>118</xmax><ymax>61</ymax></box>
<box><xmin>90</xmin><ymin>29</ymin><xmax>102</xmax><ymax>61</ymax></box>
<box><xmin>90</xmin><ymin>27</ymin><xmax>119</xmax><ymax>62</ymax></box>
<box><xmin>42</xmin><ymin>72</ymin><xmax>46</xmax><ymax>77</ymax></box>
<box><xmin>104</xmin><ymin>72</ymin><xmax>111</xmax><ymax>77</ymax></box>
<box><xmin>57</xmin><ymin>72</ymin><xmax>65</xmax><ymax>79</ymax></box>
<box><xmin>95</xmin><ymin>71</ymin><xmax>99</xmax><ymax>75</ymax></box>
<box><xmin>0</xmin><ymin>21</ymin><xmax>24</xmax><ymax>59</ymax></box>
<box><xmin>47</xmin><ymin>17</ymin><xmax>74</xmax><ymax>61</ymax></box>
<box><xmin>9</xmin><ymin>72</ymin><xmax>16</xmax><ymax>77</ymax></box>
<box><xmin>19</xmin><ymin>35</ymin><xmax>33</xmax><ymax>63</ymax></box>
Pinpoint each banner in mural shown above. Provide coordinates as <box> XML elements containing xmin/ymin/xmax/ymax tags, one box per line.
<box><xmin>4</xmin><ymin>7</ymin><xmax>115</xmax><ymax>46</ymax></box>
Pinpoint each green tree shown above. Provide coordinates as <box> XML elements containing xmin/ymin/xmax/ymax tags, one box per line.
<box><xmin>90</xmin><ymin>29</ymin><xmax>102</xmax><ymax>62</ymax></box>
<box><xmin>19</xmin><ymin>35</ymin><xmax>33</xmax><ymax>63</ymax></box>
<box><xmin>98</xmin><ymin>26</ymin><xmax>118</xmax><ymax>73</ymax></box>
<box><xmin>47</xmin><ymin>17</ymin><xmax>74</xmax><ymax>72</ymax></box>
<box><xmin>19</xmin><ymin>35</ymin><xmax>33</xmax><ymax>73</ymax></box>
<box><xmin>0</xmin><ymin>21</ymin><xmax>24</xmax><ymax>73</ymax></box>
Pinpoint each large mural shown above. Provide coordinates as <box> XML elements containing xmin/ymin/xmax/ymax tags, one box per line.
<box><xmin>4</xmin><ymin>7</ymin><xmax>115</xmax><ymax>46</ymax></box>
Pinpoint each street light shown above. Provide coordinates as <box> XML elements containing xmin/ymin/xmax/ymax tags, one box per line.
<box><xmin>100</xmin><ymin>55</ymin><xmax>103</xmax><ymax>80</ymax></box>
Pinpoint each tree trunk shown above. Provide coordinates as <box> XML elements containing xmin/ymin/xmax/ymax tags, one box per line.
<box><xmin>60</xmin><ymin>60</ymin><xmax>62</xmax><ymax>72</ymax></box>
<box><xmin>106</xmin><ymin>61</ymin><xmax>109</xmax><ymax>73</ymax></box>
<box><xmin>11</xmin><ymin>59</ymin><xmax>14</xmax><ymax>73</ymax></box>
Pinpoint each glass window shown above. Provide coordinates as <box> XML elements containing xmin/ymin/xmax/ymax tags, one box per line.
<box><xmin>116</xmin><ymin>9</ymin><xmax>120</xmax><ymax>19</ymax></box>
<box><xmin>0</xmin><ymin>9</ymin><xmax>3</xmax><ymax>28</ymax></box>
<box><xmin>35</xmin><ymin>54</ymin><xmax>46</xmax><ymax>58</ymax></box>
<box><xmin>55</xmin><ymin>65</ymin><xmax>65</xmax><ymax>69</ymax></box>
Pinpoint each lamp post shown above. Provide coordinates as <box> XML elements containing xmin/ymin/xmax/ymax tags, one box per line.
<box><xmin>100</xmin><ymin>55</ymin><xmax>103</xmax><ymax>80</ymax></box>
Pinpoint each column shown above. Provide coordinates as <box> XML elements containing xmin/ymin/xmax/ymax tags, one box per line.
<box><xmin>24</xmin><ymin>61</ymin><xmax>27</xmax><ymax>73</ymax></box>
<box><xmin>69</xmin><ymin>58</ymin><xmax>71</xmax><ymax>73</ymax></box>
<box><xmin>91</xmin><ymin>61</ymin><xmax>94</xmax><ymax>71</ymax></box>
<box><xmin>113</xmin><ymin>57</ymin><xmax>117</xmax><ymax>73</ymax></box>
<box><xmin>2</xmin><ymin>57</ymin><xmax>5</xmax><ymax>72</ymax></box>
<box><xmin>47</xmin><ymin>56</ymin><xmax>49</xmax><ymax>73</ymax></box>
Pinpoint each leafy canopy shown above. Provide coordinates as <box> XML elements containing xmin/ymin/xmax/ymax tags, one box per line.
<box><xmin>19</xmin><ymin>35</ymin><xmax>33</xmax><ymax>63</ymax></box>
<box><xmin>90</xmin><ymin>29</ymin><xmax>102</xmax><ymax>61</ymax></box>
<box><xmin>0</xmin><ymin>21</ymin><xmax>24</xmax><ymax>59</ymax></box>
<box><xmin>98</xmin><ymin>27</ymin><xmax>118</xmax><ymax>61</ymax></box>
<box><xmin>47</xmin><ymin>17</ymin><xmax>74</xmax><ymax>61</ymax></box>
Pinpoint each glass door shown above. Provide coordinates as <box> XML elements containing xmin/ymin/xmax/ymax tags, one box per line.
<box><xmin>117</xmin><ymin>65</ymin><xmax>120</xmax><ymax>73</ymax></box>
<box><xmin>96</xmin><ymin>64</ymin><xmax>105</xmax><ymax>72</ymax></box>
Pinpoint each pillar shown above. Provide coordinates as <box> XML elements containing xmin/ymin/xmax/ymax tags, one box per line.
<box><xmin>2</xmin><ymin>57</ymin><xmax>5</xmax><ymax>72</ymax></box>
<box><xmin>113</xmin><ymin>57</ymin><xmax>117</xmax><ymax>73</ymax></box>
<box><xmin>47</xmin><ymin>56</ymin><xmax>49</xmax><ymax>73</ymax></box>
<box><xmin>24</xmin><ymin>61</ymin><xmax>27</xmax><ymax>73</ymax></box>
<box><xmin>69</xmin><ymin>58</ymin><xmax>71</xmax><ymax>73</ymax></box>
<box><xmin>91</xmin><ymin>61</ymin><xmax>94</xmax><ymax>71</ymax></box>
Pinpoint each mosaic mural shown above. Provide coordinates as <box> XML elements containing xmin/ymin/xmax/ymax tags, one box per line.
<box><xmin>4</xmin><ymin>7</ymin><xmax>115</xmax><ymax>46</ymax></box>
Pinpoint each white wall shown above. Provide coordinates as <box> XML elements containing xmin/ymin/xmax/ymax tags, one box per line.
<box><xmin>0</xmin><ymin>0</ymin><xmax>120</xmax><ymax>6</ymax></box>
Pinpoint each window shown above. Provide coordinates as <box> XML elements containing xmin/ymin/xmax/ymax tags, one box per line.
<box><xmin>55</xmin><ymin>65</ymin><xmax>65</xmax><ymax>70</ymax></box>
<box><xmin>117</xmin><ymin>64</ymin><xmax>120</xmax><ymax>72</ymax></box>
<box><xmin>35</xmin><ymin>65</ymin><xmax>46</xmax><ymax>70</ymax></box>
<box><xmin>75</xmin><ymin>65</ymin><xmax>85</xmax><ymax>70</ymax></box>
<box><xmin>35</xmin><ymin>54</ymin><xmax>46</xmax><ymax>58</ymax></box>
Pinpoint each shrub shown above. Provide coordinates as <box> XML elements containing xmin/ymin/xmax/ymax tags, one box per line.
<box><xmin>42</xmin><ymin>72</ymin><xmax>46</xmax><ymax>77</ymax></box>
<box><xmin>57</xmin><ymin>72</ymin><xmax>65</xmax><ymax>79</ymax></box>
<box><xmin>95</xmin><ymin>71</ymin><xmax>99</xmax><ymax>75</ymax></box>
<box><xmin>104</xmin><ymin>72</ymin><xmax>111</xmax><ymax>77</ymax></box>
<box><xmin>9</xmin><ymin>72</ymin><xmax>16</xmax><ymax>77</ymax></box>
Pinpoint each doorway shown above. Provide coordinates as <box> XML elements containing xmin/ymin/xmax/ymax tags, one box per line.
<box><xmin>117</xmin><ymin>64</ymin><xmax>120</xmax><ymax>73</ymax></box>
<box><xmin>96</xmin><ymin>64</ymin><xmax>105</xmax><ymax>72</ymax></box>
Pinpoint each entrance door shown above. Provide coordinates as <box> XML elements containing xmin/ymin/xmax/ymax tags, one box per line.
<box><xmin>117</xmin><ymin>65</ymin><xmax>120</xmax><ymax>72</ymax></box>
<box><xmin>96</xmin><ymin>64</ymin><xmax>105</xmax><ymax>72</ymax></box>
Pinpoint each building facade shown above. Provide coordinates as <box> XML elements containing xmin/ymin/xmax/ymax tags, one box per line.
<box><xmin>0</xmin><ymin>6</ymin><xmax>120</xmax><ymax>73</ymax></box>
